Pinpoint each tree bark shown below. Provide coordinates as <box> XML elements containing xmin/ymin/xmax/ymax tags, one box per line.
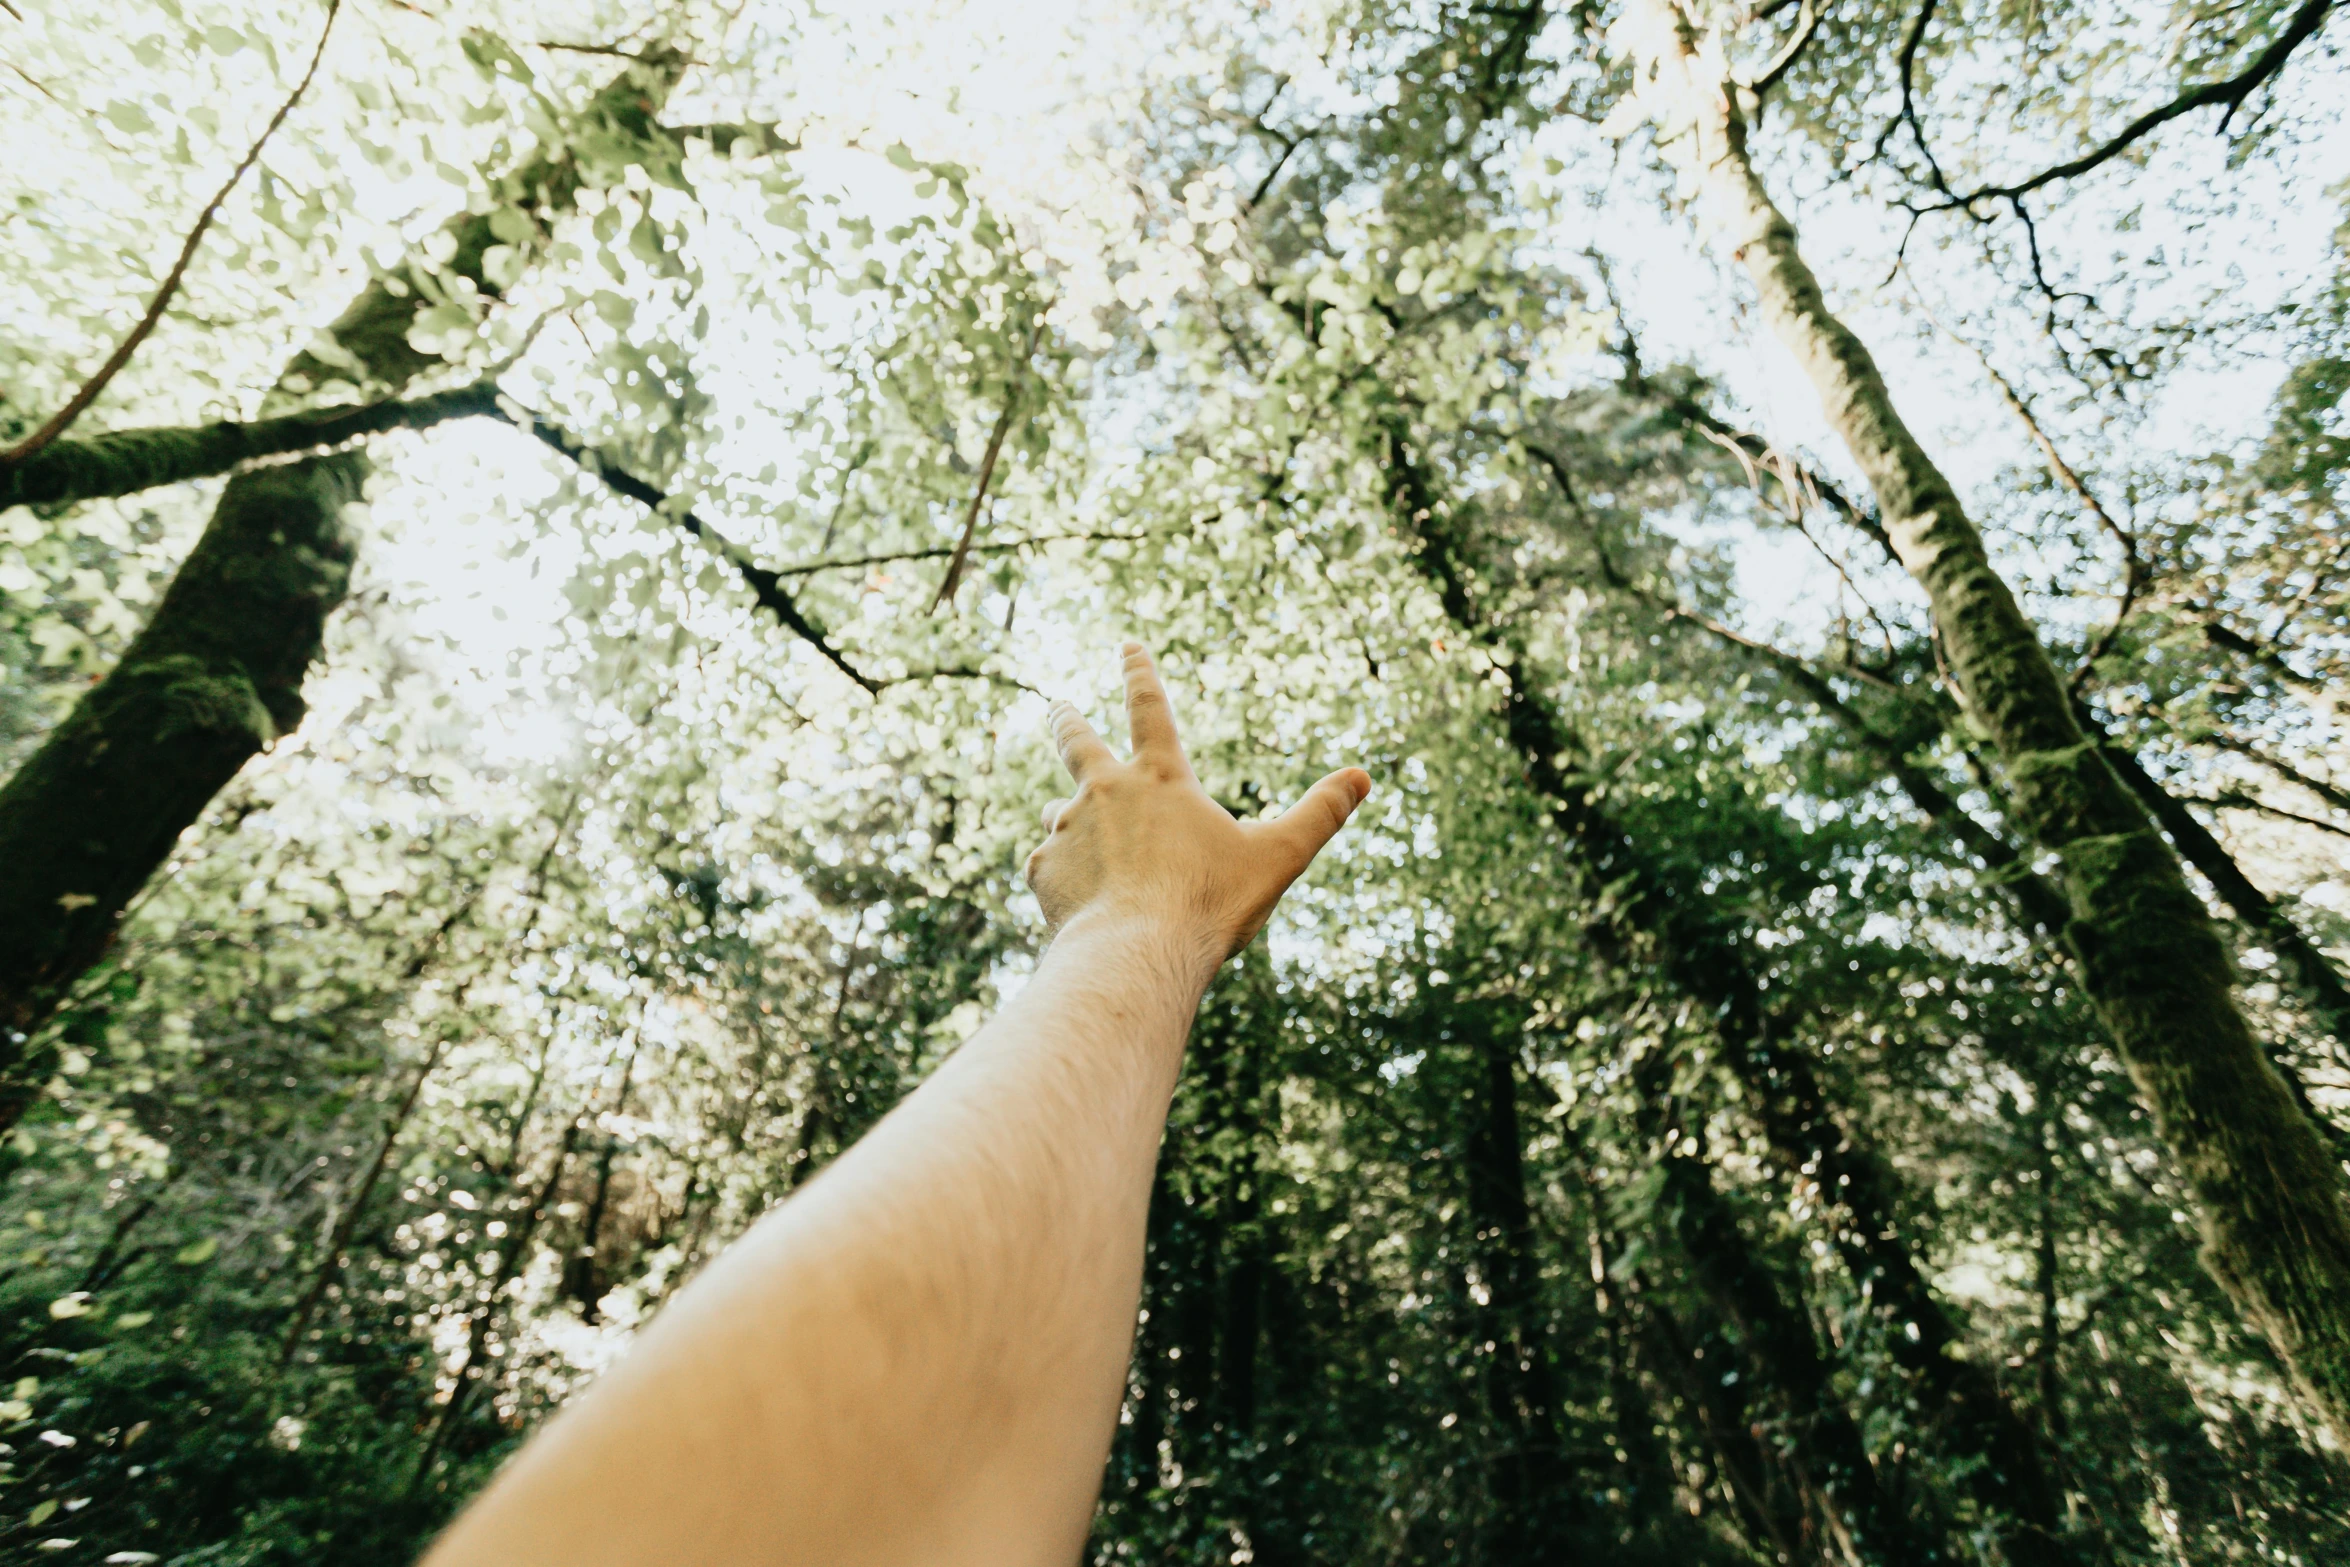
<box><xmin>0</xmin><ymin>54</ymin><xmax>688</xmax><ymax>1083</ymax></box>
<box><xmin>0</xmin><ymin>381</ymin><xmax>501</xmax><ymax>514</ymax></box>
<box><xmin>0</xmin><ymin>455</ymin><xmax>364</xmax><ymax>1045</ymax></box>
<box><xmin>1613</xmin><ymin>0</ymin><xmax>2350</xmax><ymax>1446</ymax></box>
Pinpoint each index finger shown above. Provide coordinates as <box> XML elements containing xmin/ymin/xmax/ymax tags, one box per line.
<box><xmin>1050</xmin><ymin>700</ymin><xmax>1116</xmax><ymax>783</ymax></box>
<box><xmin>1120</xmin><ymin>642</ymin><xmax>1187</xmax><ymax>766</ymax></box>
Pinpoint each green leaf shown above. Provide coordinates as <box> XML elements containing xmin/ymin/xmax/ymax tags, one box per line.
<box><xmin>630</xmin><ymin>216</ymin><xmax>665</xmax><ymax>266</ymax></box>
<box><xmin>105</xmin><ymin>101</ymin><xmax>155</xmax><ymax>135</ymax></box>
<box><xmin>175</xmin><ymin>1236</ymin><xmax>219</xmax><ymax>1265</ymax></box>
<box><xmin>488</xmin><ymin>206</ymin><xmax>537</xmax><ymax>246</ymax></box>
<box><xmin>885</xmin><ymin>143</ymin><xmax>918</xmax><ymax>171</ymax></box>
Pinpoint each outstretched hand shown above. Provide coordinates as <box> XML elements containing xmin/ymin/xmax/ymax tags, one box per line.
<box><xmin>1026</xmin><ymin>643</ymin><xmax>1371</xmax><ymax>966</ymax></box>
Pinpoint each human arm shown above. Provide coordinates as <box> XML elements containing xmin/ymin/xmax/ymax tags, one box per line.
<box><xmin>420</xmin><ymin>643</ymin><xmax>1370</xmax><ymax>1567</ymax></box>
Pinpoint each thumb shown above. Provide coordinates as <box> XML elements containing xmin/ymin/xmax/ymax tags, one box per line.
<box><xmin>1266</xmin><ymin>767</ymin><xmax>1373</xmax><ymax>869</ymax></box>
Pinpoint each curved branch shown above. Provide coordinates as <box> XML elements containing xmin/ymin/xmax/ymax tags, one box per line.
<box><xmin>1740</xmin><ymin>0</ymin><xmax>1824</xmax><ymax>98</ymax></box>
<box><xmin>1924</xmin><ymin>0</ymin><xmax>2340</xmax><ymax>212</ymax></box>
<box><xmin>0</xmin><ymin>0</ymin><xmax>343</xmax><ymax>467</ymax></box>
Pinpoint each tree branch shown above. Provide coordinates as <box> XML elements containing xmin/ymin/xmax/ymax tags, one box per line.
<box><xmin>2203</xmin><ymin>732</ymin><xmax>2350</xmax><ymax>817</ymax></box>
<box><xmin>501</xmin><ymin>410</ymin><xmax>880</xmax><ymax>693</ymax></box>
<box><xmin>1934</xmin><ymin>322</ymin><xmax>2144</xmax><ymax>687</ymax></box>
<box><xmin>1924</xmin><ymin>0</ymin><xmax>2341</xmax><ymax>212</ymax></box>
<box><xmin>1866</xmin><ymin>0</ymin><xmax>1949</xmax><ymax>193</ymax></box>
<box><xmin>0</xmin><ymin>0</ymin><xmax>343</xmax><ymax>467</ymax></box>
<box><xmin>1740</xmin><ymin>0</ymin><xmax>1824</xmax><ymax>98</ymax></box>
<box><xmin>657</xmin><ymin>120</ymin><xmax>801</xmax><ymax>159</ymax></box>
<box><xmin>773</xmin><ymin>528</ymin><xmax>1149</xmax><ymax>579</ymax></box>
<box><xmin>0</xmin><ymin>380</ymin><xmax>503</xmax><ymax>513</ymax></box>
<box><xmin>2192</xmin><ymin>791</ymin><xmax>2350</xmax><ymax>844</ymax></box>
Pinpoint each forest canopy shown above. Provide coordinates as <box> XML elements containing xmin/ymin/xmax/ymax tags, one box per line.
<box><xmin>2</xmin><ymin>0</ymin><xmax>2348</xmax><ymax>1561</ymax></box>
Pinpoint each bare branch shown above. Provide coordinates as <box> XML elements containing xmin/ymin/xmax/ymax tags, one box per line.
<box><xmin>1949</xmin><ymin>331</ymin><xmax>2144</xmax><ymax>687</ymax></box>
<box><xmin>775</xmin><ymin>529</ymin><xmax>1149</xmax><ymax>580</ymax></box>
<box><xmin>1866</xmin><ymin>0</ymin><xmax>1944</xmax><ymax>184</ymax></box>
<box><xmin>1741</xmin><ymin>0</ymin><xmax>1825</xmax><ymax>98</ymax></box>
<box><xmin>502</xmin><ymin>409</ymin><xmax>880</xmax><ymax>693</ymax></box>
<box><xmin>0</xmin><ymin>0</ymin><xmax>343</xmax><ymax>468</ymax></box>
<box><xmin>1923</xmin><ymin>0</ymin><xmax>2341</xmax><ymax>212</ymax></box>
<box><xmin>2193</xmin><ymin>791</ymin><xmax>2350</xmax><ymax>844</ymax></box>
<box><xmin>2203</xmin><ymin>732</ymin><xmax>2350</xmax><ymax>818</ymax></box>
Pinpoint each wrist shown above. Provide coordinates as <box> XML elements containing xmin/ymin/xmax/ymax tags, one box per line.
<box><xmin>1047</xmin><ymin>906</ymin><xmax>1224</xmax><ymax>995</ymax></box>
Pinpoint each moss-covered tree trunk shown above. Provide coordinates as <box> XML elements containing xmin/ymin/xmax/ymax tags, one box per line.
<box><xmin>1614</xmin><ymin>0</ymin><xmax>2350</xmax><ymax>1447</ymax></box>
<box><xmin>0</xmin><ymin>56</ymin><xmax>685</xmax><ymax>1093</ymax></box>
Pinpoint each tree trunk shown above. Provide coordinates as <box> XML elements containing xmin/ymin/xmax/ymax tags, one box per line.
<box><xmin>1613</xmin><ymin>0</ymin><xmax>2350</xmax><ymax>1447</ymax></box>
<box><xmin>1371</xmin><ymin>396</ymin><xmax>2081</xmax><ymax>1562</ymax></box>
<box><xmin>0</xmin><ymin>54</ymin><xmax>687</xmax><ymax>1084</ymax></box>
<box><xmin>1459</xmin><ymin>1007</ymin><xmax>1585</xmax><ymax>1560</ymax></box>
<box><xmin>0</xmin><ymin>455</ymin><xmax>364</xmax><ymax>1046</ymax></box>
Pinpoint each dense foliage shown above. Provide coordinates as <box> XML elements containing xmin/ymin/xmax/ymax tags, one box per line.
<box><xmin>2</xmin><ymin>0</ymin><xmax>2346</xmax><ymax>1561</ymax></box>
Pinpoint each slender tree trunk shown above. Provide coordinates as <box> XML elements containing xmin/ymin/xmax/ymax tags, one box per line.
<box><xmin>281</xmin><ymin>1035</ymin><xmax>451</xmax><ymax>1369</ymax></box>
<box><xmin>1459</xmin><ymin>1008</ymin><xmax>1583</xmax><ymax>1560</ymax></box>
<box><xmin>564</xmin><ymin>1048</ymin><xmax>640</xmax><ymax>1325</ymax></box>
<box><xmin>414</xmin><ymin>1112</ymin><xmax>584</xmax><ymax>1490</ymax></box>
<box><xmin>1614</xmin><ymin>0</ymin><xmax>2350</xmax><ymax>1447</ymax></box>
<box><xmin>0</xmin><ymin>53</ymin><xmax>686</xmax><ymax>1086</ymax></box>
<box><xmin>1636</xmin><ymin>1289</ymin><xmax>1816</xmax><ymax>1563</ymax></box>
<box><xmin>1370</xmin><ymin>397</ymin><xmax>2080</xmax><ymax>1562</ymax></box>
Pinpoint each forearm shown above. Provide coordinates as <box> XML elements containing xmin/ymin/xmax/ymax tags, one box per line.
<box><xmin>423</xmin><ymin>911</ymin><xmax>1211</xmax><ymax>1567</ymax></box>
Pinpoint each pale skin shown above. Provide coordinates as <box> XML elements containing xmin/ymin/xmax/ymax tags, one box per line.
<box><xmin>423</xmin><ymin>643</ymin><xmax>1371</xmax><ymax>1567</ymax></box>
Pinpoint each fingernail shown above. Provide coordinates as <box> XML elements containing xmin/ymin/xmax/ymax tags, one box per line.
<box><xmin>1121</xmin><ymin>641</ymin><xmax>1145</xmax><ymax>656</ymax></box>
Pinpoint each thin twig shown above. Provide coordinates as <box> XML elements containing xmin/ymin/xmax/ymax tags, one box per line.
<box><xmin>775</xmin><ymin>529</ymin><xmax>1149</xmax><ymax>579</ymax></box>
<box><xmin>1914</xmin><ymin>293</ymin><xmax>2143</xmax><ymax>685</ymax></box>
<box><xmin>0</xmin><ymin>0</ymin><xmax>343</xmax><ymax>468</ymax></box>
<box><xmin>4</xmin><ymin>60</ymin><xmax>79</xmax><ymax>112</ymax></box>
